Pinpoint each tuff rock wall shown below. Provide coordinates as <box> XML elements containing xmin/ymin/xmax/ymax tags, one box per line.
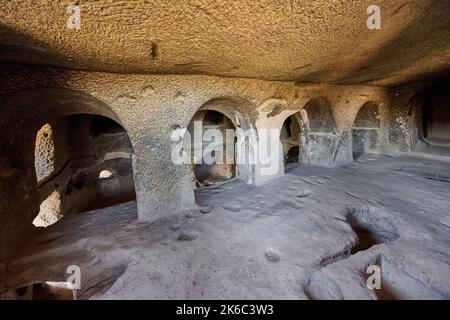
<box><xmin>1</xmin><ymin>63</ymin><xmax>436</xmax><ymax>261</ymax></box>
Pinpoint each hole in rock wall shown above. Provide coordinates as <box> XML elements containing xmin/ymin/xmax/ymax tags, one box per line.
<box><xmin>99</xmin><ymin>169</ymin><xmax>113</xmax><ymax>179</ymax></box>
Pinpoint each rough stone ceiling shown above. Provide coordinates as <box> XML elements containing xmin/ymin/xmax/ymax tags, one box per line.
<box><xmin>0</xmin><ymin>0</ymin><xmax>449</xmax><ymax>87</ymax></box>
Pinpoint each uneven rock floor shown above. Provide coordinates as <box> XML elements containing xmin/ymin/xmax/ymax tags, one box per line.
<box><xmin>2</xmin><ymin>154</ymin><xmax>450</xmax><ymax>299</ymax></box>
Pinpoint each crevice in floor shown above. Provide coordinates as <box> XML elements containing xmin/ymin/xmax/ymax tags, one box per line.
<box><xmin>319</xmin><ymin>206</ymin><xmax>400</xmax><ymax>267</ymax></box>
<box><xmin>307</xmin><ymin>211</ymin><xmax>405</xmax><ymax>300</ymax></box>
<box><xmin>362</xmin><ymin>255</ymin><xmax>398</xmax><ymax>300</ymax></box>
<box><xmin>345</xmin><ymin>207</ymin><xmax>400</xmax><ymax>254</ymax></box>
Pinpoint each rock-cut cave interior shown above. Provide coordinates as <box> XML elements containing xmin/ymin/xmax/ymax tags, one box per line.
<box><xmin>0</xmin><ymin>0</ymin><xmax>449</xmax><ymax>301</ymax></box>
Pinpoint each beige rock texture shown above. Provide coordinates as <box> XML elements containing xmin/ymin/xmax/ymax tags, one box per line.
<box><xmin>0</xmin><ymin>1</ymin><xmax>449</xmax><ymax>86</ymax></box>
<box><xmin>34</xmin><ymin>124</ymin><xmax>56</xmax><ymax>183</ymax></box>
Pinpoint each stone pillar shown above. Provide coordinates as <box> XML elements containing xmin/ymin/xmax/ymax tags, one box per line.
<box><xmin>254</xmin><ymin>109</ymin><xmax>294</xmax><ymax>185</ymax></box>
<box><xmin>132</xmin><ymin>133</ymin><xmax>196</xmax><ymax>222</ymax></box>
<box><xmin>388</xmin><ymin>89</ymin><xmax>416</xmax><ymax>154</ymax></box>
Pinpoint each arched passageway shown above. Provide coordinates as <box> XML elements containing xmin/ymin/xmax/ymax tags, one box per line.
<box><xmin>0</xmin><ymin>89</ymin><xmax>137</xmax><ymax>260</ymax></box>
<box><xmin>256</xmin><ymin>97</ymin><xmax>339</xmax><ymax>183</ymax></box>
<box><xmin>180</xmin><ymin>96</ymin><xmax>257</xmax><ymax>192</ymax></box>
<box><xmin>351</xmin><ymin>102</ymin><xmax>381</xmax><ymax>160</ymax></box>
<box><xmin>280</xmin><ymin>113</ymin><xmax>301</xmax><ymax>165</ymax></box>
<box><xmin>299</xmin><ymin>97</ymin><xmax>338</xmax><ymax>166</ymax></box>
<box><xmin>423</xmin><ymin>89</ymin><xmax>450</xmax><ymax>145</ymax></box>
<box><xmin>301</xmin><ymin>97</ymin><xmax>337</xmax><ymax>133</ymax></box>
<box><xmin>185</xmin><ymin>110</ymin><xmax>236</xmax><ymax>188</ymax></box>
<box><xmin>409</xmin><ymin>83</ymin><xmax>450</xmax><ymax>147</ymax></box>
<box><xmin>408</xmin><ymin>81</ymin><xmax>450</xmax><ymax>154</ymax></box>
<box><xmin>33</xmin><ymin>114</ymin><xmax>136</xmax><ymax>227</ymax></box>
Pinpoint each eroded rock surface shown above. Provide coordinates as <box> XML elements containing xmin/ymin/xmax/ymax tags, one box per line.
<box><xmin>1</xmin><ymin>155</ymin><xmax>449</xmax><ymax>300</ymax></box>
